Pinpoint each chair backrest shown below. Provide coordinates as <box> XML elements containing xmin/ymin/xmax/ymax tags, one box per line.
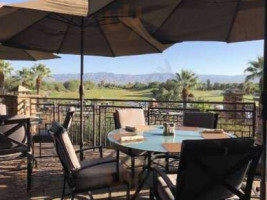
<box><xmin>183</xmin><ymin>112</ymin><xmax>218</xmax><ymax>129</ymax></box>
<box><xmin>115</xmin><ymin>108</ymin><xmax>146</xmax><ymax>128</ymax></box>
<box><xmin>0</xmin><ymin>115</ymin><xmax>30</xmax><ymax>154</ymax></box>
<box><xmin>49</xmin><ymin>121</ymin><xmax>80</xmax><ymax>173</ymax></box>
<box><xmin>113</xmin><ymin>112</ymin><xmax>120</xmax><ymax>129</ymax></box>
<box><xmin>0</xmin><ymin>103</ymin><xmax>7</xmax><ymax>115</ymax></box>
<box><xmin>62</xmin><ymin>107</ymin><xmax>75</xmax><ymax>130</ymax></box>
<box><xmin>175</xmin><ymin>138</ymin><xmax>262</xmax><ymax>200</ymax></box>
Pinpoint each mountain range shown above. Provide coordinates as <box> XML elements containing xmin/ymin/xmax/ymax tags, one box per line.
<box><xmin>49</xmin><ymin>72</ymin><xmax>253</xmax><ymax>84</ymax></box>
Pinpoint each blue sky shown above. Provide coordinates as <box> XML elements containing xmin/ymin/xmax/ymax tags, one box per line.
<box><xmin>3</xmin><ymin>0</ymin><xmax>264</xmax><ymax>75</ymax></box>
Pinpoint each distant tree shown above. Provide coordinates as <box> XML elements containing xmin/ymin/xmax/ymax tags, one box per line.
<box><xmin>206</xmin><ymin>79</ymin><xmax>212</xmax><ymax>90</ymax></box>
<box><xmin>54</xmin><ymin>82</ymin><xmax>66</xmax><ymax>92</ymax></box>
<box><xmin>244</xmin><ymin>56</ymin><xmax>263</xmax><ymax>90</ymax></box>
<box><xmin>0</xmin><ymin>60</ymin><xmax>13</xmax><ymax>89</ymax></box>
<box><xmin>31</xmin><ymin>64</ymin><xmax>51</xmax><ymax>95</ymax></box>
<box><xmin>243</xmin><ymin>82</ymin><xmax>256</xmax><ymax>95</ymax></box>
<box><xmin>84</xmin><ymin>80</ymin><xmax>96</xmax><ymax>90</ymax></box>
<box><xmin>175</xmin><ymin>70</ymin><xmax>198</xmax><ymax>106</ymax></box>
<box><xmin>18</xmin><ymin>67</ymin><xmax>34</xmax><ymax>88</ymax></box>
<box><xmin>148</xmin><ymin>81</ymin><xmax>160</xmax><ymax>89</ymax></box>
<box><xmin>63</xmin><ymin>80</ymin><xmax>80</xmax><ymax>91</ymax></box>
<box><xmin>153</xmin><ymin>80</ymin><xmax>180</xmax><ymax>101</ymax></box>
<box><xmin>133</xmin><ymin>82</ymin><xmax>147</xmax><ymax>89</ymax></box>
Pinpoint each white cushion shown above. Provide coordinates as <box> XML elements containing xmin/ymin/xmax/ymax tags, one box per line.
<box><xmin>116</xmin><ymin>109</ymin><xmax>145</xmax><ymax>128</ymax></box>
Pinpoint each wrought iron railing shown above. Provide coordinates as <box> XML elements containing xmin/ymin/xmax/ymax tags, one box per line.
<box><xmin>26</xmin><ymin>97</ymin><xmax>257</xmax><ymax>147</ymax></box>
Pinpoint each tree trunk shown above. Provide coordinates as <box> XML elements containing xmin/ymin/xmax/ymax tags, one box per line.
<box><xmin>0</xmin><ymin>72</ymin><xmax>4</xmax><ymax>90</ymax></box>
<box><xmin>182</xmin><ymin>87</ymin><xmax>189</xmax><ymax>108</ymax></box>
<box><xmin>36</xmin><ymin>77</ymin><xmax>41</xmax><ymax>95</ymax></box>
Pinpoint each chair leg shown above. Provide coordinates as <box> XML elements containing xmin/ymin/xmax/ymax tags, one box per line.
<box><xmin>39</xmin><ymin>140</ymin><xmax>42</xmax><ymax>158</ymax></box>
<box><xmin>88</xmin><ymin>191</ymin><xmax>94</xmax><ymax>200</ymax></box>
<box><xmin>165</xmin><ymin>153</ymin><xmax>169</xmax><ymax>173</ymax></box>
<box><xmin>71</xmin><ymin>193</ymin><xmax>74</xmax><ymax>200</ymax></box>
<box><xmin>27</xmin><ymin>155</ymin><xmax>32</xmax><ymax>191</ymax></box>
<box><xmin>61</xmin><ymin>176</ymin><xmax>66</xmax><ymax>200</ymax></box>
<box><xmin>126</xmin><ymin>182</ymin><xmax>130</xmax><ymax>200</ymax></box>
<box><xmin>131</xmin><ymin>156</ymin><xmax>135</xmax><ymax>182</ymax></box>
<box><xmin>150</xmin><ymin>188</ymin><xmax>154</xmax><ymax>200</ymax></box>
<box><xmin>108</xmin><ymin>187</ymin><xmax>111</xmax><ymax>200</ymax></box>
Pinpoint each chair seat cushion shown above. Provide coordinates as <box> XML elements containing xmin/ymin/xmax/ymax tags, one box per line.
<box><xmin>32</xmin><ymin>130</ymin><xmax>53</xmax><ymax>143</ymax></box>
<box><xmin>74</xmin><ymin>158</ymin><xmax>129</xmax><ymax>192</ymax></box>
<box><xmin>157</xmin><ymin>174</ymin><xmax>176</xmax><ymax>200</ymax></box>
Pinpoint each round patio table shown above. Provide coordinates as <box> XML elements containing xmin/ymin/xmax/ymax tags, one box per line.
<box><xmin>108</xmin><ymin>125</ymin><xmax>234</xmax><ymax>153</ymax></box>
<box><xmin>107</xmin><ymin>125</ymin><xmax>234</xmax><ymax>200</ymax></box>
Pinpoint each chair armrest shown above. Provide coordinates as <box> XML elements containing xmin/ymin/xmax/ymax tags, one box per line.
<box><xmin>75</xmin><ymin>146</ymin><xmax>103</xmax><ymax>158</ymax></box>
<box><xmin>79</xmin><ymin>158</ymin><xmax>117</xmax><ymax>170</ymax></box>
<box><xmin>153</xmin><ymin>166</ymin><xmax>176</xmax><ymax>192</ymax></box>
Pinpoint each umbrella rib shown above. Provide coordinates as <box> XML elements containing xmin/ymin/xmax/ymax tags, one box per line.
<box><xmin>97</xmin><ymin>19</ymin><xmax>116</xmax><ymax>57</ymax></box>
<box><xmin>152</xmin><ymin>0</ymin><xmax>184</xmax><ymax>36</ymax></box>
<box><xmin>120</xmin><ymin>19</ymin><xmax>162</xmax><ymax>53</ymax></box>
<box><xmin>23</xmin><ymin>50</ymin><xmax>37</xmax><ymax>61</ymax></box>
<box><xmin>3</xmin><ymin>12</ymin><xmax>50</xmax><ymax>47</ymax></box>
<box><xmin>50</xmin><ymin>14</ymin><xmax>80</xmax><ymax>27</ymax></box>
<box><xmin>225</xmin><ymin>0</ymin><xmax>241</xmax><ymax>42</ymax></box>
<box><xmin>57</xmin><ymin>17</ymin><xmax>73</xmax><ymax>53</ymax></box>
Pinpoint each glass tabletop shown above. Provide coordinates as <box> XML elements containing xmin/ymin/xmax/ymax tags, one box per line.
<box><xmin>107</xmin><ymin>126</ymin><xmax>235</xmax><ymax>153</ymax></box>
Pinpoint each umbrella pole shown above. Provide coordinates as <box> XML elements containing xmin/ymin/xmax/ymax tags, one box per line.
<box><xmin>260</xmin><ymin>1</ymin><xmax>267</xmax><ymax>198</ymax></box>
<box><xmin>79</xmin><ymin>17</ymin><xmax>84</xmax><ymax>161</ymax></box>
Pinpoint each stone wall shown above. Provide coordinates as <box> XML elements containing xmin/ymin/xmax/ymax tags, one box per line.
<box><xmin>0</xmin><ymin>94</ymin><xmax>39</xmax><ymax>116</ymax></box>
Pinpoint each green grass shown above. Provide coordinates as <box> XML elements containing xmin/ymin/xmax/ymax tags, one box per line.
<box><xmin>48</xmin><ymin>88</ymin><xmax>153</xmax><ymax>100</ymax></box>
<box><xmin>47</xmin><ymin>88</ymin><xmax>255</xmax><ymax>102</ymax></box>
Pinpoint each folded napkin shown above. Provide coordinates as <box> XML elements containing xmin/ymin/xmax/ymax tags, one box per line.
<box><xmin>201</xmin><ymin>129</ymin><xmax>224</xmax><ymax>134</ymax></box>
<box><xmin>111</xmin><ymin>133</ymin><xmax>136</xmax><ymax>141</ymax></box>
<box><xmin>120</xmin><ymin>135</ymin><xmax>145</xmax><ymax>143</ymax></box>
<box><xmin>162</xmin><ymin>143</ymin><xmax>182</xmax><ymax>153</ymax></box>
<box><xmin>125</xmin><ymin>125</ymin><xmax>154</xmax><ymax>132</ymax></box>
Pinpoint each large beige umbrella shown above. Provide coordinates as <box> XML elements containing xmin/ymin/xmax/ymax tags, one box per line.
<box><xmin>0</xmin><ymin>0</ymin><xmax>171</xmax><ymax>160</ymax></box>
<box><xmin>0</xmin><ymin>44</ymin><xmax>59</xmax><ymax>60</ymax></box>
<box><xmin>100</xmin><ymin>0</ymin><xmax>264</xmax><ymax>43</ymax></box>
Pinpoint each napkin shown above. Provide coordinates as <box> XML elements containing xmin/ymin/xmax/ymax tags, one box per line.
<box><xmin>162</xmin><ymin>143</ymin><xmax>182</xmax><ymax>153</ymax></box>
<box><xmin>120</xmin><ymin>135</ymin><xmax>145</xmax><ymax>143</ymax></box>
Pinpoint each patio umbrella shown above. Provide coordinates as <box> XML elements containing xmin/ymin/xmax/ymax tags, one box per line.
<box><xmin>99</xmin><ymin>0</ymin><xmax>264</xmax><ymax>43</ymax></box>
<box><xmin>0</xmin><ymin>44</ymin><xmax>59</xmax><ymax>60</ymax></box>
<box><xmin>0</xmin><ymin>0</ymin><xmax>171</xmax><ymax>160</ymax></box>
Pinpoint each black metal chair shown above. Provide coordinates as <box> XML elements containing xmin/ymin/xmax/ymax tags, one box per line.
<box><xmin>113</xmin><ymin>109</ymin><xmax>147</xmax><ymax>183</ymax></box>
<box><xmin>150</xmin><ymin>138</ymin><xmax>262</xmax><ymax>200</ymax></box>
<box><xmin>0</xmin><ymin>115</ymin><xmax>34</xmax><ymax>190</ymax></box>
<box><xmin>49</xmin><ymin>121</ymin><xmax>129</xmax><ymax>200</ymax></box>
<box><xmin>33</xmin><ymin>107</ymin><xmax>75</xmax><ymax>158</ymax></box>
<box><xmin>183</xmin><ymin>111</ymin><xmax>218</xmax><ymax>129</ymax></box>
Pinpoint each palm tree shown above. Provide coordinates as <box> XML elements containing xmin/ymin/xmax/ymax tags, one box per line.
<box><xmin>0</xmin><ymin>60</ymin><xmax>13</xmax><ymax>89</ymax></box>
<box><xmin>31</xmin><ymin>64</ymin><xmax>51</xmax><ymax>95</ymax></box>
<box><xmin>244</xmin><ymin>56</ymin><xmax>263</xmax><ymax>90</ymax></box>
<box><xmin>18</xmin><ymin>67</ymin><xmax>34</xmax><ymax>88</ymax></box>
<box><xmin>175</xmin><ymin>70</ymin><xmax>198</xmax><ymax>105</ymax></box>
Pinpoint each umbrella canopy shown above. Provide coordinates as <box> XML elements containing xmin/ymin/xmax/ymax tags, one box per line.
<box><xmin>0</xmin><ymin>44</ymin><xmax>59</xmax><ymax>60</ymax></box>
<box><xmin>0</xmin><ymin>0</ymin><xmax>171</xmax><ymax>161</ymax></box>
<box><xmin>97</xmin><ymin>0</ymin><xmax>264</xmax><ymax>43</ymax></box>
